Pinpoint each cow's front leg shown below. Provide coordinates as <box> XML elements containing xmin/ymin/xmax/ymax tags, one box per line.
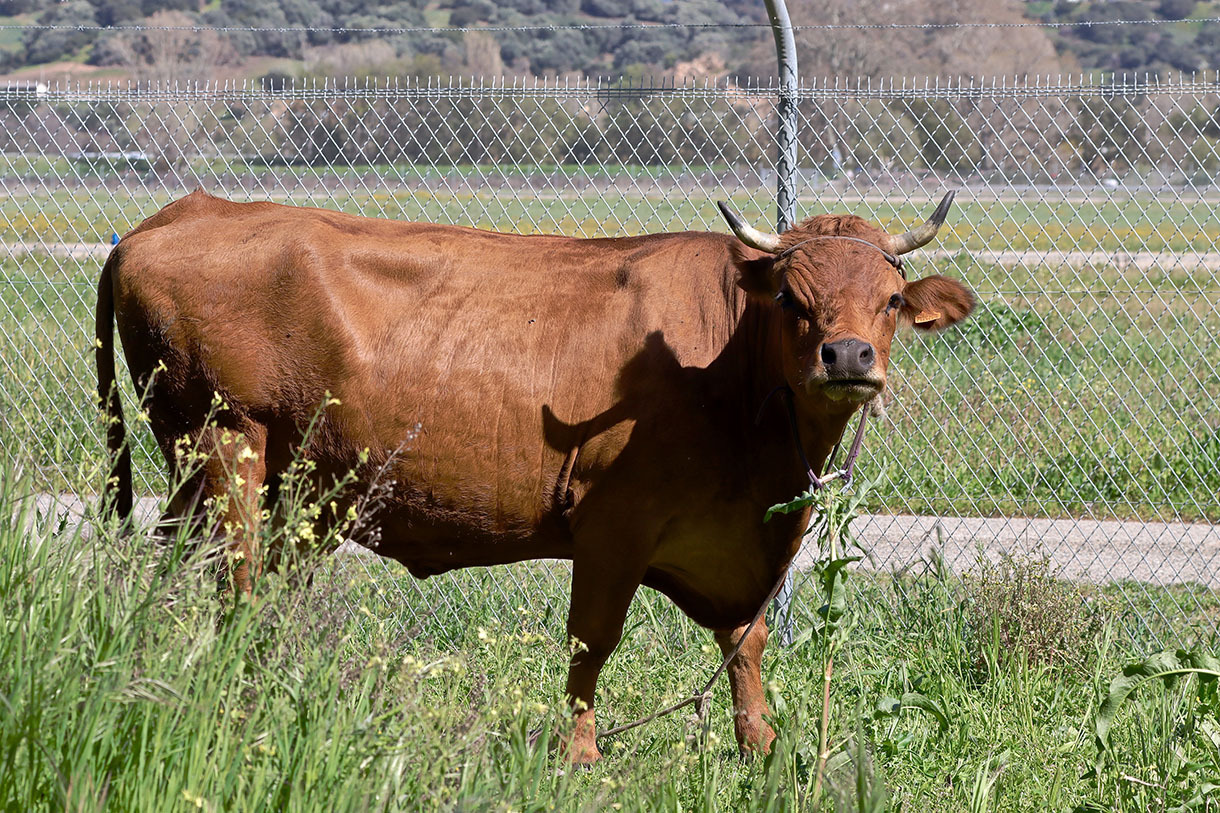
<box><xmin>563</xmin><ymin>553</ymin><xmax>643</xmax><ymax>764</ymax></box>
<box><xmin>714</xmin><ymin>618</ymin><xmax>775</xmax><ymax>756</ymax></box>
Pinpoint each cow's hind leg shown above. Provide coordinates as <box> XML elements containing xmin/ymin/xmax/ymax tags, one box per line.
<box><xmin>563</xmin><ymin>551</ymin><xmax>646</xmax><ymax>764</ymax></box>
<box><xmin>714</xmin><ymin>619</ymin><xmax>776</xmax><ymax>757</ymax></box>
<box><xmin>197</xmin><ymin>422</ymin><xmax>268</xmax><ymax>596</ymax></box>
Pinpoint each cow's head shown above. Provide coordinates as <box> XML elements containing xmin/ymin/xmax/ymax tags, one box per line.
<box><xmin>719</xmin><ymin>193</ymin><xmax>974</xmax><ymax>410</ymax></box>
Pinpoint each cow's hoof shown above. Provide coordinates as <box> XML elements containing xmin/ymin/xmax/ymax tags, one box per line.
<box><xmin>565</xmin><ymin>709</ymin><xmax>601</xmax><ymax>763</ymax></box>
<box><xmin>562</xmin><ymin>735</ymin><xmax>601</xmax><ymax>764</ymax></box>
<box><xmin>563</xmin><ymin>735</ymin><xmax>601</xmax><ymax>764</ymax></box>
<box><xmin>568</xmin><ymin>747</ymin><xmax>601</xmax><ymax>765</ymax></box>
<box><xmin>735</xmin><ymin>721</ymin><xmax>776</xmax><ymax>758</ymax></box>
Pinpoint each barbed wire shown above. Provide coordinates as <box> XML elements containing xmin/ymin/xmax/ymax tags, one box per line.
<box><xmin>0</xmin><ymin>16</ymin><xmax>1217</xmax><ymax>36</ymax></box>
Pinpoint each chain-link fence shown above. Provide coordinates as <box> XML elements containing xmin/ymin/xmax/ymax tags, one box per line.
<box><xmin>2</xmin><ymin>76</ymin><xmax>1217</xmax><ymax>647</ymax></box>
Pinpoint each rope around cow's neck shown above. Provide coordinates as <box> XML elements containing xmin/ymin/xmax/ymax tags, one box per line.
<box><xmin>595</xmin><ymin>391</ymin><xmax>871</xmax><ymax>743</ymax></box>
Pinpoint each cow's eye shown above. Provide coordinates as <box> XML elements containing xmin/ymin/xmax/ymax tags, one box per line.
<box><xmin>886</xmin><ymin>293</ymin><xmax>905</xmax><ymax>315</ymax></box>
<box><xmin>775</xmin><ymin>290</ymin><xmax>797</xmax><ymax>311</ymax></box>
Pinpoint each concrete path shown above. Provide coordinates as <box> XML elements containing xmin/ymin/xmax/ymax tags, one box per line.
<box><xmin>826</xmin><ymin>513</ymin><xmax>1220</xmax><ymax>588</ymax></box>
<box><xmin>5</xmin><ymin>241</ymin><xmax>112</xmax><ymax>260</ymax></box>
<box><xmin>28</xmin><ymin>494</ymin><xmax>1220</xmax><ymax>588</ymax></box>
<box><xmin>923</xmin><ymin>247</ymin><xmax>1220</xmax><ymax>272</ymax></box>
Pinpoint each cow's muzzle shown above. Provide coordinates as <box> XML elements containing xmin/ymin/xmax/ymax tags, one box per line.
<box><xmin>817</xmin><ymin>338</ymin><xmax>883</xmax><ymax>402</ymax></box>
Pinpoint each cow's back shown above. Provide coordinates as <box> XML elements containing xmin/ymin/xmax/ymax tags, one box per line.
<box><xmin>111</xmin><ymin>191</ymin><xmax>745</xmax><ymax>562</ymax></box>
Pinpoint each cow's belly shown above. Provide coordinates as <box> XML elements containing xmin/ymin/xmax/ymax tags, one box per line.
<box><xmin>367</xmin><ymin>502</ymin><xmax>572</xmax><ymax>577</ymax></box>
<box><xmin>301</xmin><ymin>409</ymin><xmax>579</xmax><ymax>574</ymax></box>
<box><xmin>321</xmin><ymin>388</ymin><xmax>576</xmax><ymax>519</ymax></box>
<box><xmin>316</xmin><ymin>348</ymin><xmax>630</xmax><ymax>571</ymax></box>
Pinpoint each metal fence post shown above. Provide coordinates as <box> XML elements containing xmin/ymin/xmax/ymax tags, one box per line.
<box><xmin>764</xmin><ymin>0</ymin><xmax>799</xmax><ymax>646</ymax></box>
<box><xmin>764</xmin><ymin>0</ymin><xmax>799</xmax><ymax>232</ymax></box>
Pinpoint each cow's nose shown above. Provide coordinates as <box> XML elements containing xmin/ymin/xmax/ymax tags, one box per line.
<box><xmin>820</xmin><ymin>338</ymin><xmax>875</xmax><ymax>377</ymax></box>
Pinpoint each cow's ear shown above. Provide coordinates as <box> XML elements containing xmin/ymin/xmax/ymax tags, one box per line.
<box><xmin>735</xmin><ymin>256</ymin><xmax>782</xmax><ymax>300</ymax></box>
<box><xmin>900</xmin><ymin>274</ymin><xmax>975</xmax><ymax>331</ymax></box>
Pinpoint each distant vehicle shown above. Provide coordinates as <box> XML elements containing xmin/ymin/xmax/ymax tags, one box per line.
<box><xmin>70</xmin><ymin>151</ymin><xmax>151</xmax><ymax>172</ymax></box>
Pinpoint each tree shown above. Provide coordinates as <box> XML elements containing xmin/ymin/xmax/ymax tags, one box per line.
<box><xmin>218</xmin><ymin>0</ymin><xmax>327</xmax><ymax>58</ymax></box>
<box><xmin>1163</xmin><ymin>104</ymin><xmax>1220</xmax><ymax>184</ymax></box>
<box><xmin>772</xmin><ymin>0</ymin><xmax>1062</xmax><ymax>80</ymax></box>
<box><xmin>787</xmin><ymin>0</ymin><xmax>890</xmax><ymax>78</ymax></box>
<box><xmin>911</xmin><ymin>0</ymin><xmax>1063</xmax><ymax>78</ymax></box>
<box><xmin>1157</xmin><ymin>0</ymin><xmax>1198</xmax><ymax>20</ymax></box>
<box><xmin>461</xmin><ymin>31</ymin><xmax>504</xmax><ymax>77</ymax></box>
<box><xmin>21</xmin><ymin>0</ymin><xmax>98</xmax><ymax>65</ymax></box>
<box><xmin>906</xmin><ymin>98</ymin><xmax>984</xmax><ymax>174</ymax></box>
<box><xmin>303</xmin><ymin>39</ymin><xmax>397</xmax><ymax>78</ymax></box>
<box><xmin>93</xmin><ymin>0</ymin><xmax>144</xmax><ymax>27</ymax></box>
<box><xmin>104</xmin><ymin>10</ymin><xmax>234</xmax><ymax>82</ymax></box>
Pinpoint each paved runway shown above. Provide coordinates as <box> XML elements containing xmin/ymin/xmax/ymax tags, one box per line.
<box><xmin>822</xmin><ymin>513</ymin><xmax>1220</xmax><ymax>588</ymax></box>
<box><xmin>28</xmin><ymin>494</ymin><xmax>1220</xmax><ymax>587</ymax></box>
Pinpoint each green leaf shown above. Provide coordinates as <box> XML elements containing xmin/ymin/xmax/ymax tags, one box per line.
<box><xmin>874</xmin><ymin>696</ymin><xmax>901</xmax><ymax>718</ymax></box>
<box><xmin>1187</xmin><ymin>650</ymin><xmax>1220</xmax><ymax>681</ymax></box>
<box><xmin>900</xmin><ymin>692</ymin><xmax>950</xmax><ymax>732</ymax></box>
<box><xmin>1094</xmin><ymin>649</ymin><xmax>1220</xmax><ymax>767</ymax></box>
<box><xmin>966</xmin><ymin>750</ymin><xmax>1009</xmax><ymax>813</ymax></box>
<box><xmin>872</xmin><ymin>692</ymin><xmax>949</xmax><ymax>732</ymax></box>
<box><xmin>764</xmin><ymin>489</ymin><xmax>816</xmax><ymax>522</ymax></box>
<box><xmin>818</xmin><ymin>556</ymin><xmax>861</xmax><ymax>631</ymax></box>
<box><xmin>823</xmin><ymin>749</ymin><xmax>852</xmax><ymax>776</ymax></box>
<box><xmin>1199</xmin><ymin>718</ymin><xmax>1220</xmax><ymax>750</ymax></box>
<box><xmin>1180</xmin><ymin>782</ymin><xmax>1220</xmax><ymax>811</ymax></box>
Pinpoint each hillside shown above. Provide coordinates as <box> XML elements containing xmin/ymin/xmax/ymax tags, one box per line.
<box><xmin>0</xmin><ymin>0</ymin><xmax>1217</xmax><ymax>82</ymax></box>
<box><xmin>1035</xmin><ymin>0</ymin><xmax>1220</xmax><ymax>75</ymax></box>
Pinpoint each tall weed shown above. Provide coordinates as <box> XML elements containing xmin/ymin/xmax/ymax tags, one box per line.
<box><xmin>963</xmin><ymin>549</ymin><xmax>1109</xmax><ymax>674</ymax></box>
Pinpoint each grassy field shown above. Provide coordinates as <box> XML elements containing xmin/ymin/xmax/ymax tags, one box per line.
<box><xmin>6</xmin><ymin>183</ymin><xmax>1220</xmax><ymax>252</ymax></box>
<box><xmin>4</xmin><ymin>455</ymin><xmax>1220</xmax><ymax>811</ymax></box>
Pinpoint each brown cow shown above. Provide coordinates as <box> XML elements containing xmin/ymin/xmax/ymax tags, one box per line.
<box><xmin>95</xmin><ymin>190</ymin><xmax>973</xmax><ymax>763</ymax></box>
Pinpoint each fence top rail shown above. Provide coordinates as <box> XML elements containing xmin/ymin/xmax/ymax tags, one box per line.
<box><xmin>0</xmin><ymin>76</ymin><xmax>783</xmax><ymax>103</ymax></box>
<box><xmin>5</xmin><ymin>72</ymin><xmax>1220</xmax><ymax>103</ymax></box>
<box><xmin>795</xmin><ymin>74</ymin><xmax>1220</xmax><ymax>100</ymax></box>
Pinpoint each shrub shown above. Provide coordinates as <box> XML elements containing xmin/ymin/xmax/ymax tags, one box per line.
<box><xmin>962</xmin><ymin>549</ymin><xmax>1108</xmax><ymax>672</ymax></box>
<box><xmin>1157</xmin><ymin>0</ymin><xmax>1198</xmax><ymax>20</ymax></box>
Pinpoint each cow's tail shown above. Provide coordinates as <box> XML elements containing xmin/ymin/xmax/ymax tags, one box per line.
<box><xmin>95</xmin><ymin>250</ymin><xmax>133</xmax><ymax>523</ymax></box>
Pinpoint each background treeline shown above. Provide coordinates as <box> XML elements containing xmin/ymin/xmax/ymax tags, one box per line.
<box><xmin>3</xmin><ymin>0</ymin><xmax>1220</xmax><ymax>82</ymax></box>
<box><xmin>0</xmin><ymin>0</ymin><xmax>768</xmax><ymax>79</ymax></box>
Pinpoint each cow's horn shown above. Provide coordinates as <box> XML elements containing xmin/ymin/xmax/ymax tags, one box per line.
<box><xmin>717</xmin><ymin>201</ymin><xmax>782</xmax><ymax>253</ymax></box>
<box><xmin>890</xmin><ymin>191</ymin><xmax>956</xmax><ymax>255</ymax></box>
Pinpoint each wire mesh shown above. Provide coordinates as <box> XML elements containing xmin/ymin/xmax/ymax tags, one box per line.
<box><xmin>2</xmin><ymin>76</ymin><xmax>1216</xmax><ymax>648</ymax></box>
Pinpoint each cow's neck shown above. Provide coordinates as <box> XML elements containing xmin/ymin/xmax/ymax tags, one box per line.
<box><xmin>727</xmin><ymin>301</ymin><xmax>859</xmax><ymax>498</ymax></box>
<box><xmin>786</xmin><ymin>389</ymin><xmax>860</xmax><ymax>479</ymax></box>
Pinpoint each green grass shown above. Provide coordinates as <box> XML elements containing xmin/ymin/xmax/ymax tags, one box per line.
<box><xmin>875</xmin><ymin>259</ymin><xmax>1220</xmax><ymax>521</ymax></box>
<box><xmin>3</xmin><ymin>455</ymin><xmax>1219</xmax><ymax>811</ymax></box>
